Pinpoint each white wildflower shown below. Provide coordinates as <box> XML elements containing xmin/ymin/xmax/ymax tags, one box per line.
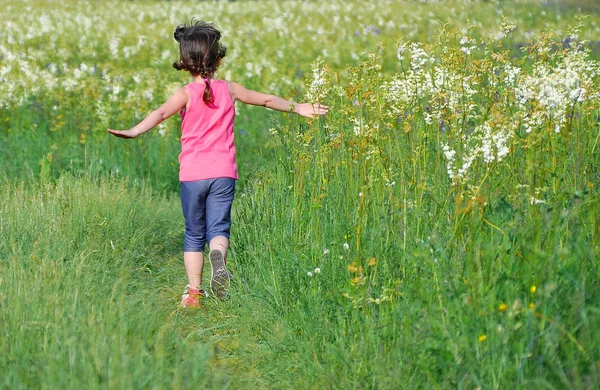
<box><xmin>529</xmin><ymin>196</ymin><xmax>546</xmax><ymax>205</ymax></box>
<box><xmin>397</xmin><ymin>43</ymin><xmax>407</xmax><ymax>61</ymax></box>
<box><xmin>306</xmin><ymin>58</ymin><xmax>329</xmax><ymax>102</ymax></box>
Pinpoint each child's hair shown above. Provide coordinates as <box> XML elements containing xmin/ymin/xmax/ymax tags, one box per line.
<box><xmin>173</xmin><ymin>20</ymin><xmax>227</xmax><ymax>104</ymax></box>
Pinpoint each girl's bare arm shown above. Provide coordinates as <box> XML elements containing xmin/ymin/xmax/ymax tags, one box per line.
<box><xmin>227</xmin><ymin>81</ymin><xmax>328</xmax><ymax>118</ymax></box>
<box><xmin>108</xmin><ymin>88</ymin><xmax>189</xmax><ymax>138</ymax></box>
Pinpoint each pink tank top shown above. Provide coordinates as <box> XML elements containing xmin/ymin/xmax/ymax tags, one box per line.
<box><xmin>178</xmin><ymin>80</ymin><xmax>238</xmax><ymax>181</ymax></box>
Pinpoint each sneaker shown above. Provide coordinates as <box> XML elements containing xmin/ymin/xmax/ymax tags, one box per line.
<box><xmin>181</xmin><ymin>285</ymin><xmax>208</xmax><ymax>308</ymax></box>
<box><xmin>209</xmin><ymin>249</ymin><xmax>230</xmax><ymax>298</ymax></box>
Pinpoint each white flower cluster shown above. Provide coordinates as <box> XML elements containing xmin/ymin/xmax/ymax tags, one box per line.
<box><xmin>0</xmin><ymin>0</ymin><xmax>413</xmax><ymax>111</ymax></box>
<box><xmin>385</xmin><ymin>42</ymin><xmax>478</xmax><ymax>126</ymax></box>
<box><xmin>385</xmin><ymin>35</ymin><xmax>599</xmax><ymax>187</ymax></box>
<box><xmin>515</xmin><ymin>48</ymin><xmax>597</xmax><ymax>134</ymax></box>
<box><xmin>305</xmin><ymin>58</ymin><xmax>330</xmax><ymax>103</ymax></box>
<box><xmin>459</xmin><ymin>36</ymin><xmax>477</xmax><ymax>56</ymax></box>
<box><xmin>442</xmin><ymin>121</ymin><xmax>514</xmax><ymax>185</ymax></box>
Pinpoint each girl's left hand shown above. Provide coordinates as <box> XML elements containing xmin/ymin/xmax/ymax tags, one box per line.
<box><xmin>295</xmin><ymin>103</ymin><xmax>328</xmax><ymax>118</ymax></box>
<box><xmin>108</xmin><ymin>129</ymin><xmax>139</xmax><ymax>139</ymax></box>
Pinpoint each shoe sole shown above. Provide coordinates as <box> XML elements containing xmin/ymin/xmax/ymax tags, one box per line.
<box><xmin>209</xmin><ymin>250</ymin><xmax>230</xmax><ymax>298</ymax></box>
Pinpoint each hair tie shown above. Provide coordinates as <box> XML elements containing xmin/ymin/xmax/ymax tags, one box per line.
<box><xmin>204</xmin><ymin>78</ymin><xmax>209</xmax><ymax>83</ymax></box>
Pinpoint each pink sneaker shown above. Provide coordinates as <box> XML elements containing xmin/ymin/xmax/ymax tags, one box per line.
<box><xmin>181</xmin><ymin>285</ymin><xmax>208</xmax><ymax>308</ymax></box>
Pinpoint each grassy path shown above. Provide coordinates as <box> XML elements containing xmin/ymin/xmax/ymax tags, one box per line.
<box><xmin>2</xmin><ymin>174</ymin><xmax>599</xmax><ymax>389</ymax></box>
<box><xmin>0</xmin><ymin>174</ymin><xmax>358</xmax><ymax>388</ymax></box>
<box><xmin>0</xmin><ymin>175</ymin><xmax>248</xmax><ymax>388</ymax></box>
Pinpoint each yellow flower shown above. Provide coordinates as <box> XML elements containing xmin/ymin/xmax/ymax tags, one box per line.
<box><xmin>528</xmin><ymin>302</ymin><xmax>535</xmax><ymax>310</ymax></box>
<box><xmin>499</xmin><ymin>303</ymin><xmax>508</xmax><ymax>312</ymax></box>
<box><xmin>347</xmin><ymin>262</ymin><xmax>359</xmax><ymax>273</ymax></box>
<box><xmin>530</xmin><ymin>285</ymin><xmax>536</xmax><ymax>294</ymax></box>
<box><xmin>478</xmin><ymin>335</ymin><xmax>487</xmax><ymax>342</ymax></box>
<box><xmin>368</xmin><ymin>257</ymin><xmax>377</xmax><ymax>266</ymax></box>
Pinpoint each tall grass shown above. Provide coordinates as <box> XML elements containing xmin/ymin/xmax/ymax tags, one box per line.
<box><xmin>0</xmin><ymin>175</ymin><xmax>223</xmax><ymax>388</ymax></box>
<box><xmin>227</xmin><ymin>27</ymin><xmax>600</xmax><ymax>387</ymax></box>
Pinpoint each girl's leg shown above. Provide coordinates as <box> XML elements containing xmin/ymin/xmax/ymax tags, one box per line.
<box><xmin>205</xmin><ymin>178</ymin><xmax>235</xmax><ymax>259</ymax></box>
<box><xmin>180</xmin><ymin>180</ymin><xmax>210</xmax><ymax>297</ymax></box>
<box><xmin>209</xmin><ymin>236</ymin><xmax>229</xmax><ymax>261</ymax></box>
<box><xmin>206</xmin><ymin>178</ymin><xmax>235</xmax><ymax>297</ymax></box>
<box><xmin>208</xmin><ymin>237</ymin><xmax>230</xmax><ymax>298</ymax></box>
<box><xmin>184</xmin><ymin>251</ymin><xmax>205</xmax><ymax>289</ymax></box>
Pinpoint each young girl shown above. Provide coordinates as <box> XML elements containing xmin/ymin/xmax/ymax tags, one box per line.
<box><xmin>108</xmin><ymin>21</ymin><xmax>327</xmax><ymax>308</ymax></box>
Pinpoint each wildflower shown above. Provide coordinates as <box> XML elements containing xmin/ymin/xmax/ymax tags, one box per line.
<box><xmin>441</xmin><ymin>143</ymin><xmax>456</xmax><ymax>179</ymax></box>
<box><xmin>307</xmin><ymin>271</ymin><xmax>313</xmax><ymax>277</ymax></box>
<box><xmin>157</xmin><ymin>122</ymin><xmax>167</xmax><ymax>137</ymax></box>
<box><xmin>368</xmin><ymin>257</ymin><xmax>377</xmax><ymax>266</ymax></box>
<box><xmin>343</xmin><ymin>242</ymin><xmax>350</xmax><ymax>251</ymax></box>
<box><xmin>528</xmin><ymin>302</ymin><xmax>535</xmax><ymax>310</ymax></box>
<box><xmin>350</xmin><ymin>117</ymin><xmax>362</xmax><ymax>136</ymax></box>
<box><xmin>396</xmin><ymin>43</ymin><xmax>407</xmax><ymax>61</ymax></box>
<box><xmin>323</xmin><ymin>248</ymin><xmax>330</xmax><ymax>256</ymax></box>
<box><xmin>408</xmin><ymin>42</ymin><xmax>434</xmax><ymax>71</ymax></box>
<box><xmin>499</xmin><ymin>303</ymin><xmax>508</xmax><ymax>312</ymax></box>
<box><xmin>314</xmin><ymin>267</ymin><xmax>321</xmax><ymax>274</ymax></box>
<box><xmin>306</xmin><ymin>58</ymin><xmax>329</xmax><ymax>102</ymax></box>
<box><xmin>142</xmin><ymin>89</ymin><xmax>154</xmax><ymax>102</ymax></box>
<box><xmin>500</xmin><ymin>17</ymin><xmax>517</xmax><ymax>37</ymax></box>
<box><xmin>529</xmin><ymin>196</ymin><xmax>546</xmax><ymax>205</ymax></box>
<box><xmin>478</xmin><ymin>335</ymin><xmax>487</xmax><ymax>342</ymax></box>
<box><xmin>530</xmin><ymin>285</ymin><xmax>536</xmax><ymax>294</ymax></box>
<box><xmin>460</xmin><ymin>46</ymin><xmax>475</xmax><ymax>55</ymax></box>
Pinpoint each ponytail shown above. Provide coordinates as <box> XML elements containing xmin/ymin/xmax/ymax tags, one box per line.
<box><xmin>203</xmin><ymin>78</ymin><xmax>214</xmax><ymax>105</ymax></box>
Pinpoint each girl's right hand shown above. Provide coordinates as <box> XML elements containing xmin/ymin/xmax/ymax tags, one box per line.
<box><xmin>107</xmin><ymin>129</ymin><xmax>139</xmax><ymax>139</ymax></box>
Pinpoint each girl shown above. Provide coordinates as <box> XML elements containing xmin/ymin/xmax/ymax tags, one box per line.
<box><xmin>108</xmin><ymin>21</ymin><xmax>327</xmax><ymax>308</ymax></box>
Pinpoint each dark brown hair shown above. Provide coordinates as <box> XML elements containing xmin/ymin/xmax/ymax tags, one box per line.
<box><xmin>173</xmin><ymin>20</ymin><xmax>227</xmax><ymax>104</ymax></box>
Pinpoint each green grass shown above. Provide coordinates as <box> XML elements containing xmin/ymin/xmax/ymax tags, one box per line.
<box><xmin>1</xmin><ymin>165</ymin><xmax>597</xmax><ymax>388</ymax></box>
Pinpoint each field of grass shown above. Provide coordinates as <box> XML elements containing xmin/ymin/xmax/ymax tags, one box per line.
<box><xmin>1</xmin><ymin>0</ymin><xmax>599</xmax><ymax>388</ymax></box>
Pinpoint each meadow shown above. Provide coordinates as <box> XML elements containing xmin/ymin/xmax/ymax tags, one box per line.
<box><xmin>1</xmin><ymin>0</ymin><xmax>599</xmax><ymax>388</ymax></box>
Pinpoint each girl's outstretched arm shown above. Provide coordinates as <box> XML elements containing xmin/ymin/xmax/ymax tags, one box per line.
<box><xmin>227</xmin><ymin>81</ymin><xmax>328</xmax><ymax>118</ymax></box>
<box><xmin>108</xmin><ymin>88</ymin><xmax>189</xmax><ymax>138</ymax></box>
